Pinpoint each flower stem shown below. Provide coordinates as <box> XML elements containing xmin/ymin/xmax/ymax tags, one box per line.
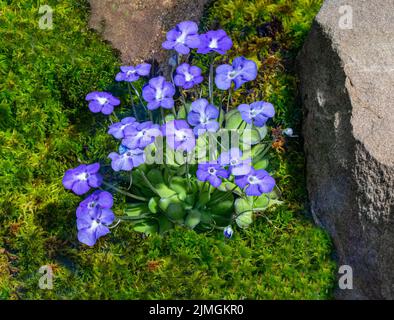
<box><xmin>148</xmin><ymin>110</ymin><xmax>154</xmax><ymax>122</ymax></box>
<box><xmin>160</xmin><ymin>108</ymin><xmax>165</xmax><ymax>124</ymax></box>
<box><xmin>117</xmin><ymin>214</ymin><xmax>152</xmax><ymax>221</ymax></box>
<box><xmin>130</xmin><ymin>82</ymin><xmax>147</xmax><ymax>112</ymax></box>
<box><xmin>127</xmin><ymin>170</ymin><xmax>133</xmax><ymax>190</ymax></box>
<box><xmin>236</xmin><ymin>120</ymin><xmax>246</xmax><ymax>131</ymax></box>
<box><xmin>209</xmin><ymin>56</ymin><xmax>215</xmax><ymax>105</ymax></box>
<box><xmin>112</xmin><ymin>112</ymin><xmax>120</xmax><ymax>122</ymax></box>
<box><xmin>185</xmin><ymin>160</ymin><xmax>192</xmax><ymax>191</ymax></box>
<box><xmin>101</xmin><ymin>181</ymin><xmax>147</xmax><ymax>201</ymax></box>
<box><xmin>210</xmin><ymin>185</ymin><xmax>238</xmax><ymax>205</ymax></box>
<box><xmin>172</xmin><ymin>106</ymin><xmax>177</xmax><ymax>118</ymax></box>
<box><xmin>201</xmin><ymin>181</ymin><xmax>207</xmax><ymax>192</ymax></box>
<box><xmin>137</xmin><ymin>169</ymin><xmax>159</xmax><ymax>196</ymax></box>
<box><xmin>127</xmin><ymin>82</ymin><xmax>138</xmax><ymax>120</ymax></box>
<box><xmin>226</xmin><ymin>87</ymin><xmax>232</xmax><ymax>113</ymax></box>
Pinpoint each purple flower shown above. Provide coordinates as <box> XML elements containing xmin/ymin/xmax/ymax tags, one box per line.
<box><xmin>108</xmin><ymin>147</ymin><xmax>145</xmax><ymax>172</ymax></box>
<box><xmin>85</xmin><ymin>92</ymin><xmax>120</xmax><ymax>115</ymax></box>
<box><xmin>115</xmin><ymin>63</ymin><xmax>151</xmax><ymax>82</ymax></box>
<box><xmin>76</xmin><ymin>191</ymin><xmax>114</xmax><ymax>246</ymax></box>
<box><xmin>162</xmin><ymin>120</ymin><xmax>196</xmax><ymax>152</ymax></box>
<box><xmin>107</xmin><ymin>117</ymin><xmax>137</xmax><ymax>140</ymax></box>
<box><xmin>174</xmin><ymin>63</ymin><xmax>203</xmax><ymax>89</ymax></box>
<box><xmin>142</xmin><ymin>76</ymin><xmax>175</xmax><ymax>110</ymax></box>
<box><xmin>234</xmin><ymin>168</ymin><xmax>276</xmax><ymax>196</ymax></box>
<box><xmin>76</xmin><ymin>190</ymin><xmax>113</xmax><ymax>217</ymax></box>
<box><xmin>162</xmin><ymin>21</ymin><xmax>200</xmax><ymax>54</ymax></box>
<box><xmin>218</xmin><ymin>148</ymin><xmax>251</xmax><ymax>176</ymax></box>
<box><xmin>215</xmin><ymin>57</ymin><xmax>258</xmax><ymax>91</ymax></box>
<box><xmin>196</xmin><ymin>161</ymin><xmax>229</xmax><ymax>187</ymax></box>
<box><xmin>197</xmin><ymin>30</ymin><xmax>233</xmax><ymax>55</ymax></box>
<box><xmin>62</xmin><ymin>163</ymin><xmax>102</xmax><ymax>195</ymax></box>
<box><xmin>238</xmin><ymin>101</ymin><xmax>275</xmax><ymax>127</ymax></box>
<box><xmin>121</xmin><ymin>121</ymin><xmax>162</xmax><ymax>149</ymax></box>
<box><xmin>187</xmin><ymin>98</ymin><xmax>219</xmax><ymax>136</ymax></box>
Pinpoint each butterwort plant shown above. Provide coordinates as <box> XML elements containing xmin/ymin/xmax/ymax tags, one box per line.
<box><xmin>63</xmin><ymin>21</ymin><xmax>280</xmax><ymax>246</ymax></box>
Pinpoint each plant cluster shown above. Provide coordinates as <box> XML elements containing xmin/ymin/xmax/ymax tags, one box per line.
<box><xmin>63</xmin><ymin>21</ymin><xmax>281</xmax><ymax>246</ymax></box>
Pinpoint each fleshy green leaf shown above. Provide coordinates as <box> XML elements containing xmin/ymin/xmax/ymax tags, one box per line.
<box><xmin>225</xmin><ymin>109</ymin><xmax>243</xmax><ymax>129</ymax></box>
<box><xmin>236</xmin><ymin>211</ymin><xmax>253</xmax><ymax>229</ymax></box>
<box><xmin>165</xmin><ymin>114</ymin><xmax>175</xmax><ymax>122</ymax></box>
<box><xmin>158</xmin><ymin>195</ymin><xmax>180</xmax><ymax>211</ymax></box>
<box><xmin>254</xmin><ymin>194</ymin><xmax>270</xmax><ymax>208</ymax></box>
<box><xmin>208</xmin><ymin>198</ymin><xmax>234</xmax><ymax>215</ymax></box>
<box><xmin>185</xmin><ymin>210</ymin><xmax>201</xmax><ymax>229</ymax></box>
<box><xmin>147</xmin><ymin>169</ymin><xmax>177</xmax><ymax>198</ymax></box>
<box><xmin>242</xmin><ymin>125</ymin><xmax>268</xmax><ymax>145</ymax></box>
<box><xmin>124</xmin><ymin>203</ymin><xmax>149</xmax><ymax>217</ymax></box>
<box><xmin>166</xmin><ymin>202</ymin><xmax>186</xmax><ymax>221</ymax></box>
<box><xmin>148</xmin><ymin>197</ymin><xmax>160</xmax><ymax>213</ymax></box>
<box><xmin>133</xmin><ymin>221</ymin><xmax>158</xmax><ymax>235</ymax></box>
<box><xmin>234</xmin><ymin>197</ymin><xmax>253</xmax><ymax>215</ymax></box>
<box><xmin>157</xmin><ymin>215</ymin><xmax>174</xmax><ymax>234</ymax></box>
<box><xmin>198</xmin><ymin>191</ymin><xmax>211</xmax><ymax>207</ymax></box>
<box><xmin>169</xmin><ymin>176</ymin><xmax>189</xmax><ymax>201</ymax></box>
<box><xmin>253</xmin><ymin>158</ymin><xmax>269</xmax><ymax>170</ymax></box>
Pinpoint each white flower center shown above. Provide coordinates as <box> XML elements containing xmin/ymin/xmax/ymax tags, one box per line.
<box><xmin>208</xmin><ymin>167</ymin><xmax>216</xmax><ymax>175</ymax></box>
<box><xmin>136</xmin><ymin>130</ymin><xmax>146</xmax><ymax>139</ymax></box>
<box><xmin>97</xmin><ymin>97</ymin><xmax>108</xmax><ymax>105</ymax></box>
<box><xmin>176</xmin><ymin>32</ymin><xmax>187</xmax><ymax>44</ymax></box>
<box><xmin>247</xmin><ymin>175</ymin><xmax>260</xmax><ymax>184</ymax></box>
<box><xmin>249</xmin><ymin>108</ymin><xmax>261</xmax><ymax>118</ymax></box>
<box><xmin>155</xmin><ymin>89</ymin><xmax>164</xmax><ymax>101</ymax></box>
<box><xmin>88</xmin><ymin>201</ymin><xmax>96</xmax><ymax>209</ymax></box>
<box><xmin>91</xmin><ymin>220</ymin><xmax>100</xmax><ymax>229</ymax></box>
<box><xmin>76</xmin><ymin>172</ymin><xmax>89</xmax><ymax>181</ymax></box>
<box><xmin>230</xmin><ymin>158</ymin><xmax>238</xmax><ymax>166</ymax></box>
<box><xmin>228</xmin><ymin>70</ymin><xmax>239</xmax><ymax>79</ymax></box>
<box><xmin>175</xmin><ymin>130</ymin><xmax>188</xmax><ymax>141</ymax></box>
<box><xmin>209</xmin><ymin>38</ymin><xmax>218</xmax><ymax>49</ymax></box>
<box><xmin>199</xmin><ymin>114</ymin><xmax>209</xmax><ymax>125</ymax></box>
<box><xmin>126</xmin><ymin>70</ymin><xmax>136</xmax><ymax>76</ymax></box>
<box><xmin>184</xmin><ymin>72</ymin><xmax>194</xmax><ymax>82</ymax></box>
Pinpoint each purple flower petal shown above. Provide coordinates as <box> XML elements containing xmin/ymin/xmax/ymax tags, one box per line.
<box><xmin>160</xmin><ymin>98</ymin><xmax>174</xmax><ymax>109</ymax></box>
<box><xmin>88</xmin><ymin>101</ymin><xmax>102</xmax><ymax>113</ymax></box>
<box><xmin>97</xmin><ymin>191</ymin><xmax>113</xmax><ymax>208</ymax></box>
<box><xmin>78</xmin><ymin>228</ymin><xmax>97</xmax><ymax>246</ymax></box>
<box><xmin>72</xmin><ymin>180</ymin><xmax>90</xmax><ymax>195</ymax></box>
<box><xmin>245</xmin><ymin>184</ymin><xmax>261</xmax><ymax>196</ymax></box>
<box><xmin>136</xmin><ymin>63</ymin><xmax>151</xmax><ymax>76</ymax></box>
<box><xmin>95</xmin><ymin>224</ymin><xmax>110</xmax><ymax>239</ymax></box>
<box><xmin>98</xmin><ymin>208</ymin><xmax>115</xmax><ymax>225</ymax></box>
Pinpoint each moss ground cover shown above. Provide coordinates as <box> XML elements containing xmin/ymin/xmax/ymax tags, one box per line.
<box><xmin>0</xmin><ymin>0</ymin><xmax>335</xmax><ymax>299</ymax></box>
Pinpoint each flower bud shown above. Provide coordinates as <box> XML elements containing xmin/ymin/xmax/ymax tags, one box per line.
<box><xmin>282</xmin><ymin>128</ymin><xmax>294</xmax><ymax>136</ymax></box>
<box><xmin>224</xmin><ymin>225</ymin><xmax>234</xmax><ymax>239</ymax></box>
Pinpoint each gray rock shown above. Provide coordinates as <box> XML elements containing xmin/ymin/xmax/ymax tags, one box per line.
<box><xmin>297</xmin><ymin>0</ymin><xmax>394</xmax><ymax>299</ymax></box>
<box><xmin>88</xmin><ymin>0</ymin><xmax>211</xmax><ymax>64</ymax></box>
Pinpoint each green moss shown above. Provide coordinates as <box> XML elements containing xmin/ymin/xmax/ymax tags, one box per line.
<box><xmin>0</xmin><ymin>0</ymin><xmax>335</xmax><ymax>299</ymax></box>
